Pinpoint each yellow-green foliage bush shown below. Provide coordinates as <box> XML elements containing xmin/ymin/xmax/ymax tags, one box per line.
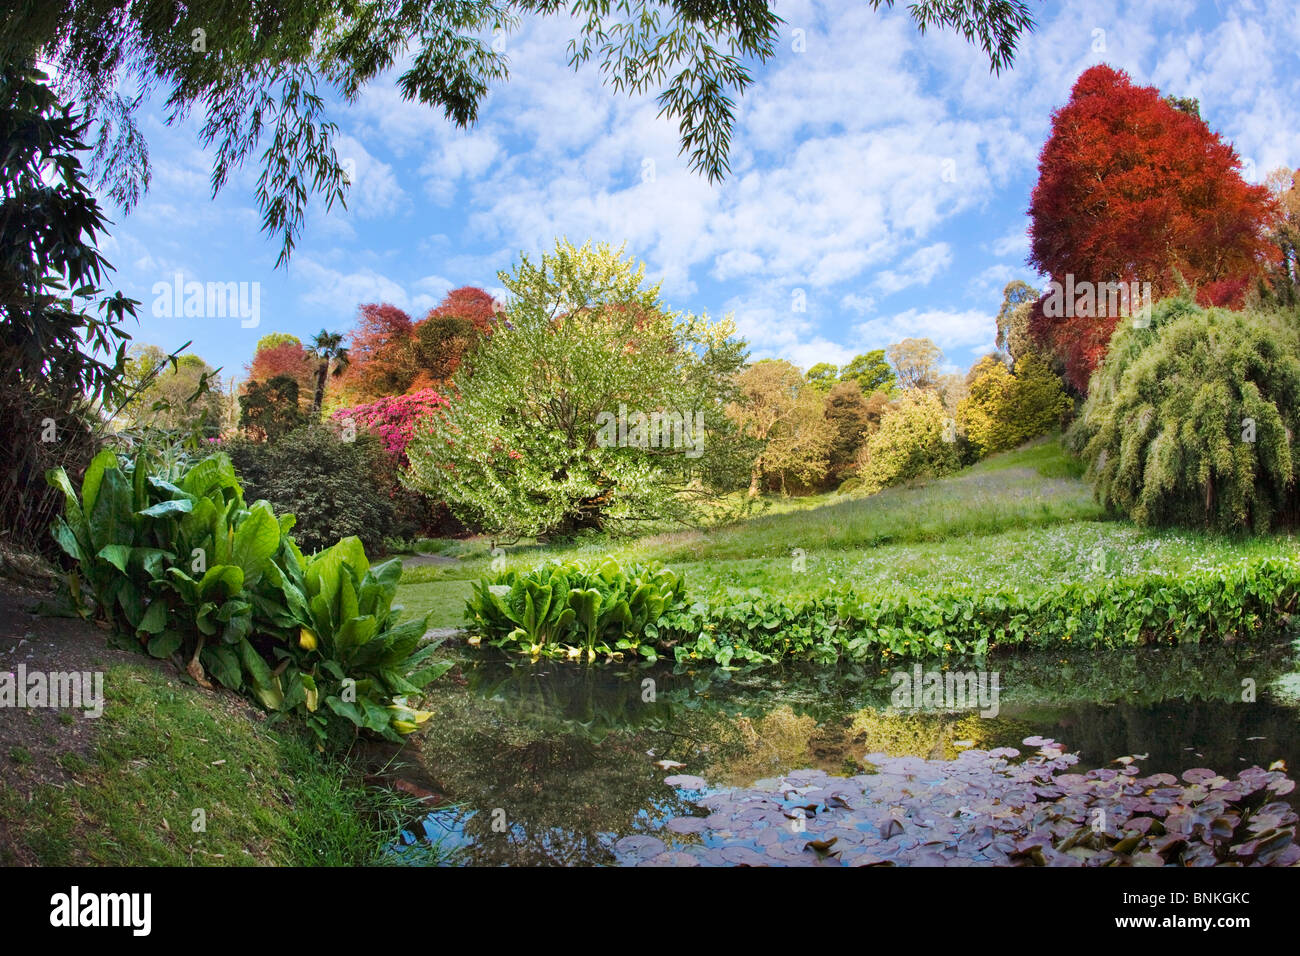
<box><xmin>852</xmin><ymin>390</ymin><xmax>960</xmax><ymax>494</ymax></box>
<box><xmin>959</xmin><ymin>353</ymin><xmax>1071</xmax><ymax>456</ymax></box>
<box><xmin>1072</xmin><ymin>298</ymin><xmax>1300</xmax><ymax>531</ymax></box>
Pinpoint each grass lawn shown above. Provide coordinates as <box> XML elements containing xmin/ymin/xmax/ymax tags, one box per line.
<box><xmin>395</xmin><ymin>435</ymin><xmax>1300</xmax><ymax>631</ymax></box>
<box><xmin>0</xmin><ymin>661</ymin><xmax>439</xmax><ymax>866</ymax></box>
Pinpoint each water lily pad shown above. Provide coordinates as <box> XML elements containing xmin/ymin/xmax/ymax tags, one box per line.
<box><xmin>663</xmin><ymin>774</ymin><xmax>708</xmax><ymax>790</ymax></box>
<box><xmin>665</xmin><ymin>815</ymin><xmax>708</xmax><ymax>835</ymax></box>
<box><xmin>614</xmin><ymin>835</ymin><xmax>666</xmax><ymax>861</ymax></box>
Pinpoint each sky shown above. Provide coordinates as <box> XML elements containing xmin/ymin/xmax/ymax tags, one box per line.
<box><xmin>91</xmin><ymin>0</ymin><xmax>1300</xmax><ymax>382</ymax></box>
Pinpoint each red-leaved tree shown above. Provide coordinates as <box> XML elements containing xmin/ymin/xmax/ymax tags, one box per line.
<box><xmin>247</xmin><ymin>339</ymin><xmax>317</xmax><ymax>404</ymax></box>
<box><xmin>1028</xmin><ymin>65</ymin><xmax>1277</xmax><ymax>392</ymax></box>
<box><xmin>423</xmin><ymin>286</ymin><xmax>499</xmax><ymax>331</ymax></box>
<box><xmin>342</xmin><ymin>288</ymin><xmax>500</xmax><ymax>400</ymax></box>
<box><xmin>343</xmin><ymin>303</ymin><xmax>417</xmax><ymax>400</ymax></box>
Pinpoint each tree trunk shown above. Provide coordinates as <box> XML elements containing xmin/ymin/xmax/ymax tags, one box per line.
<box><xmin>313</xmin><ymin>361</ymin><xmax>328</xmax><ymax>414</ymax></box>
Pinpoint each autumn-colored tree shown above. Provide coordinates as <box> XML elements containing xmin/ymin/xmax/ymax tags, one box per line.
<box><xmin>409</xmin><ymin>286</ymin><xmax>499</xmax><ymax>388</ymax></box>
<box><xmin>411</xmin><ymin>315</ymin><xmax>481</xmax><ymax>389</ymax></box>
<box><xmin>342</xmin><ymin>303</ymin><xmax>416</xmax><ymax>400</ymax></box>
<box><xmin>247</xmin><ymin>337</ymin><xmax>316</xmax><ymax>404</ymax></box>
<box><xmin>1261</xmin><ymin>167</ymin><xmax>1300</xmax><ymax>307</ymax></box>
<box><xmin>728</xmin><ymin>359</ymin><xmax>834</xmax><ymax>496</ymax></box>
<box><xmin>424</xmin><ymin>285</ymin><xmax>499</xmax><ymax>331</ymax></box>
<box><xmin>1028</xmin><ymin>65</ymin><xmax>1277</xmax><ymax>392</ymax></box>
<box><xmin>341</xmin><ymin>288</ymin><xmax>500</xmax><ymax>399</ymax></box>
<box><xmin>823</xmin><ymin>380</ymin><xmax>874</xmax><ymax>484</ymax></box>
<box><xmin>887</xmin><ymin>338</ymin><xmax>943</xmax><ymax>390</ymax></box>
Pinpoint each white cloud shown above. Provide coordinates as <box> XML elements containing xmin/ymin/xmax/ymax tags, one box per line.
<box><xmin>840</xmin><ymin>293</ymin><xmax>876</xmax><ymax>316</ymax></box>
<box><xmin>853</xmin><ymin>307</ymin><xmax>994</xmax><ymax>356</ymax></box>
<box><xmin>969</xmin><ymin>264</ymin><xmax>1021</xmax><ymax>300</ymax></box>
<box><xmin>874</xmin><ymin>243</ymin><xmax>953</xmax><ymax>296</ymax></box>
<box><xmin>422</xmin><ymin>131</ymin><xmax>502</xmax><ymax>204</ymax></box>
<box><xmin>990</xmin><ymin>229</ymin><xmax>1030</xmax><ymax>259</ymax></box>
<box><xmin>334</xmin><ymin>134</ymin><xmax>405</xmax><ymax>219</ymax></box>
<box><xmin>293</xmin><ymin>258</ymin><xmax>425</xmax><ymax>318</ymax></box>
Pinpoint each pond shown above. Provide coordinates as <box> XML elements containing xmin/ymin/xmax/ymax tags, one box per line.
<box><xmin>394</xmin><ymin>636</ymin><xmax>1300</xmax><ymax>866</ymax></box>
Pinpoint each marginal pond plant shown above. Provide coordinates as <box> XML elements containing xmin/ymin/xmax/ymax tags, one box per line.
<box><xmin>467</xmin><ymin>555</ymin><xmax>1300</xmax><ymax>666</ymax></box>
<box><xmin>466</xmin><ymin>558</ymin><xmax>689</xmax><ymax>661</ymax></box>
<box><xmin>46</xmin><ymin>450</ymin><xmax>449</xmax><ymax>742</ymax></box>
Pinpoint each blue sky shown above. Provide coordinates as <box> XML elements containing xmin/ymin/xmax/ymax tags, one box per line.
<box><xmin>88</xmin><ymin>0</ymin><xmax>1300</xmax><ymax>383</ymax></box>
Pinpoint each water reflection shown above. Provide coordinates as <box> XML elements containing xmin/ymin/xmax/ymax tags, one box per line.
<box><xmin>405</xmin><ymin>640</ymin><xmax>1300</xmax><ymax>865</ymax></box>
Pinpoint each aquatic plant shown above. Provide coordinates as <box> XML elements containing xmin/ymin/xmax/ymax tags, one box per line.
<box><xmin>626</xmin><ymin>738</ymin><xmax>1298</xmax><ymax>866</ymax></box>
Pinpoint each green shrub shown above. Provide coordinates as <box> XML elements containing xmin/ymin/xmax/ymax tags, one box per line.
<box><xmin>226</xmin><ymin>425</ymin><xmax>399</xmax><ymax>555</ymax></box>
<box><xmin>238</xmin><ymin>374</ymin><xmax>306</xmax><ymax>441</ymax></box>
<box><xmin>851</xmin><ymin>390</ymin><xmax>960</xmax><ymax>494</ymax></box>
<box><xmin>404</xmin><ymin>239</ymin><xmax>753</xmax><ymax>538</ymax></box>
<box><xmin>46</xmin><ymin>451</ymin><xmax>447</xmax><ymax>742</ymax></box>
<box><xmin>664</xmin><ymin>556</ymin><xmax>1300</xmax><ymax>665</ymax></box>
<box><xmin>466</xmin><ymin>557</ymin><xmax>689</xmax><ymax>661</ymax></box>
<box><xmin>1072</xmin><ymin>298</ymin><xmax>1300</xmax><ymax>531</ymax></box>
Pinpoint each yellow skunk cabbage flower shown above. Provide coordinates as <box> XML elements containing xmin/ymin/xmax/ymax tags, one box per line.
<box><xmin>298</xmin><ymin>628</ymin><xmax>317</xmax><ymax>651</ymax></box>
<box><xmin>387</xmin><ymin>704</ymin><xmax>433</xmax><ymax>735</ymax></box>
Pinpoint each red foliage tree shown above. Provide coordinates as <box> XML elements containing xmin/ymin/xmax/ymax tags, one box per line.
<box><xmin>409</xmin><ymin>286</ymin><xmax>501</xmax><ymax>389</ymax></box>
<box><xmin>337</xmin><ymin>288</ymin><xmax>501</xmax><ymax>400</ymax></box>
<box><xmin>422</xmin><ymin>286</ymin><xmax>499</xmax><ymax>332</ymax></box>
<box><xmin>1028</xmin><ymin>65</ymin><xmax>1277</xmax><ymax>392</ymax></box>
<box><xmin>342</xmin><ymin>303</ymin><xmax>416</xmax><ymax>400</ymax></box>
<box><xmin>247</xmin><ymin>340</ymin><xmax>316</xmax><ymax>404</ymax></box>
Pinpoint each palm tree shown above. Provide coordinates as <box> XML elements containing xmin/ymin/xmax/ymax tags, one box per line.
<box><xmin>308</xmin><ymin>330</ymin><xmax>350</xmax><ymax>415</ymax></box>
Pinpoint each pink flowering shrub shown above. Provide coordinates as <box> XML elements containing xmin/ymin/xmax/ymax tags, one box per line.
<box><xmin>333</xmin><ymin>388</ymin><xmax>448</xmax><ymax>467</ymax></box>
<box><xmin>332</xmin><ymin>388</ymin><xmax>461</xmax><ymax>538</ymax></box>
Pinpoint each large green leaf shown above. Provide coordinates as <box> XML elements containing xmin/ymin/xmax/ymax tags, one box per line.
<box><xmin>361</xmin><ymin>559</ymin><xmax>402</xmax><ymax>618</ymax></box>
<box><xmin>51</xmin><ymin>517</ymin><xmax>86</xmax><ymax>564</ymax></box>
<box><xmin>138</xmin><ymin>498</ymin><xmax>195</xmax><ymax>518</ymax></box>
<box><xmin>138</xmin><ymin>599</ymin><xmax>168</xmax><ymax>635</ymax></box>
<box><xmin>231</xmin><ymin>502</ymin><xmax>280</xmax><ymax>579</ymax></box>
<box><xmin>116</xmin><ymin>577</ymin><xmax>145</xmax><ymax>628</ymax></box>
<box><xmin>325</xmin><ymin>695</ymin><xmax>365</xmax><ymax>728</ymax></box>
<box><xmin>45</xmin><ymin>467</ymin><xmax>85</xmax><ymax>531</ymax></box>
<box><xmin>87</xmin><ymin>466</ymin><xmax>136</xmax><ymax>555</ymax></box>
<box><xmin>338</xmin><ymin>568</ymin><xmax>361</xmax><ymax>625</ymax></box>
<box><xmin>237</xmin><ymin>639</ymin><xmax>284</xmax><ymax>710</ymax></box>
<box><xmin>147</xmin><ymin>630</ymin><xmax>183</xmax><ymax>659</ymax></box>
<box><xmin>180</xmin><ymin>454</ymin><xmax>243</xmax><ymax>504</ymax></box>
<box><xmin>164</xmin><ymin>567</ymin><xmax>200</xmax><ymax>604</ymax></box>
<box><xmin>96</xmin><ymin>544</ymin><xmax>135</xmax><ymax>574</ymax></box>
<box><xmin>197</xmin><ymin>564</ymin><xmax>244</xmax><ymax>601</ymax></box>
<box><xmin>334</xmin><ymin>614</ymin><xmax>380</xmax><ymax>661</ymax></box>
<box><xmin>201</xmin><ymin>645</ymin><xmax>242</xmax><ymax>690</ymax></box>
<box><xmin>131</xmin><ymin>451</ymin><xmax>149</xmax><ymax>514</ymax></box>
<box><xmin>80</xmin><ymin>449</ymin><xmax>119</xmax><ymax>519</ymax></box>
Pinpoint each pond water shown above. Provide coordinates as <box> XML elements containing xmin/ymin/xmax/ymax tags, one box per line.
<box><xmin>395</xmin><ymin>636</ymin><xmax>1300</xmax><ymax>866</ymax></box>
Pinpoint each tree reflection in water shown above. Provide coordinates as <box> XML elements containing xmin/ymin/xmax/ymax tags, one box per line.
<box><xmin>405</xmin><ymin>640</ymin><xmax>1300</xmax><ymax>865</ymax></box>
